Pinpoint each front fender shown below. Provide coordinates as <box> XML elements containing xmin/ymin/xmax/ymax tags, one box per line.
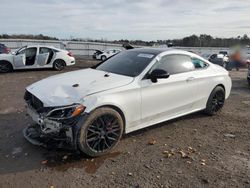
<box><xmin>82</xmin><ymin>88</ymin><xmax>141</xmax><ymax>131</ymax></box>
<box><xmin>0</xmin><ymin>55</ymin><xmax>13</xmax><ymax>64</ymax></box>
<box><xmin>83</xmin><ymin>95</ymin><xmax>127</xmax><ymax>119</ymax></box>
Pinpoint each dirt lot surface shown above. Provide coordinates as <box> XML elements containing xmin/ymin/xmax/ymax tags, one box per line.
<box><xmin>0</xmin><ymin>59</ymin><xmax>249</xmax><ymax>188</ymax></box>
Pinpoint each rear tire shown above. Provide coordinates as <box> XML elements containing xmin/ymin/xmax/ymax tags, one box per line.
<box><xmin>101</xmin><ymin>56</ymin><xmax>107</xmax><ymax>61</ymax></box>
<box><xmin>77</xmin><ymin>107</ymin><xmax>124</xmax><ymax>157</ymax></box>
<box><xmin>53</xmin><ymin>59</ymin><xmax>66</xmax><ymax>71</ymax></box>
<box><xmin>0</xmin><ymin>61</ymin><xmax>13</xmax><ymax>73</ymax></box>
<box><xmin>204</xmin><ymin>86</ymin><xmax>225</xmax><ymax>115</ymax></box>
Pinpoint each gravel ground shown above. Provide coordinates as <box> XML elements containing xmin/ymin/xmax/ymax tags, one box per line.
<box><xmin>0</xmin><ymin>60</ymin><xmax>249</xmax><ymax>188</ymax></box>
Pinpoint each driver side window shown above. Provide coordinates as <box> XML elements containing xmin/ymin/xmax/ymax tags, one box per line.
<box><xmin>17</xmin><ymin>48</ymin><xmax>37</xmax><ymax>57</ymax></box>
<box><xmin>17</xmin><ymin>49</ymin><xmax>26</xmax><ymax>55</ymax></box>
<box><xmin>152</xmin><ymin>54</ymin><xmax>194</xmax><ymax>75</ymax></box>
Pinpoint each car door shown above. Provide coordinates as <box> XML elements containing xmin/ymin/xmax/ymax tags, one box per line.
<box><xmin>13</xmin><ymin>49</ymin><xmax>26</xmax><ymax>68</ymax></box>
<box><xmin>16</xmin><ymin>47</ymin><xmax>37</xmax><ymax>67</ymax></box>
<box><xmin>140</xmin><ymin>54</ymin><xmax>198</xmax><ymax>124</ymax></box>
<box><xmin>36</xmin><ymin>47</ymin><xmax>52</xmax><ymax>66</ymax></box>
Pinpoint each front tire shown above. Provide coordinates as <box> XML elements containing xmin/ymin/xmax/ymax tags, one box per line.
<box><xmin>53</xmin><ymin>59</ymin><xmax>66</xmax><ymax>71</ymax></box>
<box><xmin>0</xmin><ymin>61</ymin><xmax>13</xmax><ymax>73</ymax></box>
<box><xmin>77</xmin><ymin>107</ymin><xmax>124</xmax><ymax>157</ymax></box>
<box><xmin>204</xmin><ymin>86</ymin><xmax>225</xmax><ymax>115</ymax></box>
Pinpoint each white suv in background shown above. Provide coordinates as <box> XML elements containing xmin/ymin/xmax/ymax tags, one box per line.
<box><xmin>96</xmin><ymin>49</ymin><xmax>121</xmax><ymax>61</ymax></box>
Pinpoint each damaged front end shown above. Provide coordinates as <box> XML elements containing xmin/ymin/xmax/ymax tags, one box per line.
<box><xmin>23</xmin><ymin>91</ymin><xmax>87</xmax><ymax>150</ymax></box>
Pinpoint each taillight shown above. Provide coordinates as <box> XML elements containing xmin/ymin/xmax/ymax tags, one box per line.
<box><xmin>67</xmin><ymin>52</ymin><xmax>73</xmax><ymax>57</ymax></box>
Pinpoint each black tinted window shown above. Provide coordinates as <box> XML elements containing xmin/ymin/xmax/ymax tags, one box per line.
<box><xmin>153</xmin><ymin>55</ymin><xmax>194</xmax><ymax>74</ymax></box>
<box><xmin>210</xmin><ymin>54</ymin><xmax>217</xmax><ymax>59</ymax></box>
<box><xmin>96</xmin><ymin>51</ymin><xmax>156</xmax><ymax>77</ymax></box>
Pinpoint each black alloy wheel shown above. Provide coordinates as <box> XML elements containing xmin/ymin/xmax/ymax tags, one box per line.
<box><xmin>210</xmin><ymin>90</ymin><xmax>225</xmax><ymax>113</ymax></box>
<box><xmin>78</xmin><ymin>107</ymin><xmax>124</xmax><ymax>157</ymax></box>
<box><xmin>86</xmin><ymin>114</ymin><xmax>121</xmax><ymax>153</ymax></box>
<box><xmin>204</xmin><ymin>86</ymin><xmax>225</xmax><ymax>115</ymax></box>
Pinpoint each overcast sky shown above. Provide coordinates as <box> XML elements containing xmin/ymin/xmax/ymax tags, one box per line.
<box><xmin>0</xmin><ymin>0</ymin><xmax>249</xmax><ymax>40</ymax></box>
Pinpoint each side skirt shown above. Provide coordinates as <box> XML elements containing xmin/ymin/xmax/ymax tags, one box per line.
<box><xmin>125</xmin><ymin>108</ymin><xmax>204</xmax><ymax>134</ymax></box>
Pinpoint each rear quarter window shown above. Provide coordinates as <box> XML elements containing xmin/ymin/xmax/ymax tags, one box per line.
<box><xmin>39</xmin><ymin>47</ymin><xmax>53</xmax><ymax>54</ymax></box>
<box><xmin>192</xmin><ymin>58</ymin><xmax>209</xmax><ymax>69</ymax></box>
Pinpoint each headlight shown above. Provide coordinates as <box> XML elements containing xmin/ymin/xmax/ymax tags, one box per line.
<box><xmin>46</xmin><ymin>104</ymin><xmax>85</xmax><ymax>120</ymax></box>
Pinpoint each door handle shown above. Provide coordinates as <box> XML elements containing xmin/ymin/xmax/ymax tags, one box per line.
<box><xmin>186</xmin><ymin>77</ymin><xmax>195</xmax><ymax>82</ymax></box>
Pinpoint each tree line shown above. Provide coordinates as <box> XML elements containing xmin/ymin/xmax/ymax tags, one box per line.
<box><xmin>165</xmin><ymin>34</ymin><xmax>250</xmax><ymax>47</ymax></box>
<box><xmin>73</xmin><ymin>34</ymin><xmax>250</xmax><ymax>47</ymax></box>
<box><xmin>0</xmin><ymin>34</ymin><xmax>58</xmax><ymax>41</ymax></box>
<box><xmin>0</xmin><ymin>33</ymin><xmax>249</xmax><ymax>47</ymax></box>
<box><xmin>116</xmin><ymin>34</ymin><xmax>250</xmax><ymax>47</ymax></box>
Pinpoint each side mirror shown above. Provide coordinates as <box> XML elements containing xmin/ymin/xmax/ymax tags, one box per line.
<box><xmin>149</xmin><ymin>69</ymin><xmax>170</xmax><ymax>83</ymax></box>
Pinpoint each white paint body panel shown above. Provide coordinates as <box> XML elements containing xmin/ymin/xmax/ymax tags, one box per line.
<box><xmin>26</xmin><ymin>49</ymin><xmax>232</xmax><ymax>134</ymax></box>
<box><xmin>0</xmin><ymin>45</ymin><xmax>75</xmax><ymax>70</ymax></box>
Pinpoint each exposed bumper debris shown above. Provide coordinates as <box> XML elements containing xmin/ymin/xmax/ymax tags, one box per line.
<box><xmin>23</xmin><ymin>114</ymin><xmax>87</xmax><ymax>150</ymax></box>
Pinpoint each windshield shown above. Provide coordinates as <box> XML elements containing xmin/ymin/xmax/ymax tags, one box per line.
<box><xmin>96</xmin><ymin>50</ymin><xmax>156</xmax><ymax>77</ymax></box>
<box><xmin>15</xmin><ymin>46</ymin><xmax>27</xmax><ymax>54</ymax></box>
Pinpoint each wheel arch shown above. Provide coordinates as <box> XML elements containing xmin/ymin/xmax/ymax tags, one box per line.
<box><xmin>208</xmin><ymin>84</ymin><xmax>226</xmax><ymax>99</ymax></box>
<box><xmin>205</xmin><ymin>84</ymin><xmax>226</xmax><ymax>105</ymax></box>
<box><xmin>204</xmin><ymin>83</ymin><xmax>226</xmax><ymax>115</ymax></box>
<box><xmin>216</xmin><ymin>84</ymin><xmax>225</xmax><ymax>92</ymax></box>
<box><xmin>92</xmin><ymin>104</ymin><xmax>126</xmax><ymax>133</ymax></box>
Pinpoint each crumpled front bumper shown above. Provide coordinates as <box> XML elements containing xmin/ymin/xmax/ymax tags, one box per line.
<box><xmin>23</xmin><ymin>106</ymin><xmax>88</xmax><ymax>150</ymax></box>
<box><xmin>23</xmin><ymin>125</ymin><xmax>48</xmax><ymax>147</ymax></box>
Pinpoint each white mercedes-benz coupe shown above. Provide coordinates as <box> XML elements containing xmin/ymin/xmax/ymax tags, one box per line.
<box><xmin>23</xmin><ymin>48</ymin><xmax>231</xmax><ymax>156</ymax></box>
<box><xmin>0</xmin><ymin>45</ymin><xmax>75</xmax><ymax>73</ymax></box>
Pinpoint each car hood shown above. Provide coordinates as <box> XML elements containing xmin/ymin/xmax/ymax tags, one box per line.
<box><xmin>26</xmin><ymin>68</ymin><xmax>134</xmax><ymax>107</ymax></box>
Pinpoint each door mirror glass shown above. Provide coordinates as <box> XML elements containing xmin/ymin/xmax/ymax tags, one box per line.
<box><xmin>149</xmin><ymin>69</ymin><xmax>170</xmax><ymax>83</ymax></box>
